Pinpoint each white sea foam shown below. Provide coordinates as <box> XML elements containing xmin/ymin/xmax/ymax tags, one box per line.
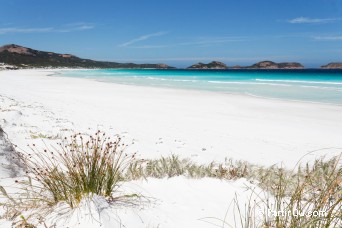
<box><xmin>208</xmin><ymin>80</ymin><xmax>342</xmax><ymax>91</ymax></box>
<box><xmin>207</xmin><ymin>80</ymin><xmax>292</xmax><ymax>87</ymax></box>
<box><xmin>256</xmin><ymin>79</ymin><xmax>342</xmax><ymax>85</ymax></box>
<box><xmin>298</xmin><ymin>85</ymin><xmax>342</xmax><ymax>91</ymax></box>
<box><xmin>145</xmin><ymin>76</ymin><xmax>199</xmax><ymax>83</ymax></box>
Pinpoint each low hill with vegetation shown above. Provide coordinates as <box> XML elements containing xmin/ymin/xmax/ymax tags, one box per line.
<box><xmin>0</xmin><ymin>44</ymin><xmax>174</xmax><ymax>69</ymax></box>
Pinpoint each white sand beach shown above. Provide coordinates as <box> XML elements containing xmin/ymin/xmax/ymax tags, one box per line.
<box><xmin>1</xmin><ymin>69</ymin><xmax>341</xmax><ymax>166</ymax></box>
<box><xmin>0</xmin><ymin>69</ymin><xmax>341</xmax><ymax>227</ymax></box>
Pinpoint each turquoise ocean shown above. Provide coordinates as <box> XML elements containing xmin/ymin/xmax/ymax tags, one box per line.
<box><xmin>58</xmin><ymin>69</ymin><xmax>342</xmax><ymax>105</ymax></box>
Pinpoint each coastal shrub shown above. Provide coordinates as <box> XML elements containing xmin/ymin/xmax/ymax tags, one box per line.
<box><xmin>0</xmin><ymin>131</ymin><xmax>136</xmax><ymax>224</ymax></box>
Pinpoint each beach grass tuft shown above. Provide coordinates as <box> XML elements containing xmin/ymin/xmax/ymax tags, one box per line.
<box><xmin>0</xmin><ymin>131</ymin><xmax>136</xmax><ymax>224</ymax></box>
<box><xmin>207</xmin><ymin>154</ymin><xmax>342</xmax><ymax>227</ymax></box>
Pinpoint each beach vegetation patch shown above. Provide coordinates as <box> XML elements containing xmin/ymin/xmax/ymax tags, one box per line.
<box><xmin>125</xmin><ymin>155</ymin><xmax>249</xmax><ymax>180</ymax></box>
<box><xmin>29</xmin><ymin>131</ymin><xmax>59</xmax><ymax>140</ymax></box>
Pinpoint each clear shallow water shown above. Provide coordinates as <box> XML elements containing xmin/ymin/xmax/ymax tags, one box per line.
<box><xmin>58</xmin><ymin>69</ymin><xmax>342</xmax><ymax>105</ymax></box>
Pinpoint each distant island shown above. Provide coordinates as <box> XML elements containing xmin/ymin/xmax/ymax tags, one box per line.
<box><xmin>187</xmin><ymin>60</ymin><xmax>304</xmax><ymax>69</ymax></box>
<box><xmin>187</xmin><ymin>61</ymin><xmax>228</xmax><ymax>69</ymax></box>
<box><xmin>321</xmin><ymin>62</ymin><xmax>342</xmax><ymax>69</ymax></box>
<box><xmin>1</xmin><ymin>44</ymin><xmax>341</xmax><ymax>70</ymax></box>
<box><xmin>0</xmin><ymin>44</ymin><xmax>175</xmax><ymax>69</ymax></box>
<box><xmin>247</xmin><ymin>61</ymin><xmax>304</xmax><ymax>69</ymax></box>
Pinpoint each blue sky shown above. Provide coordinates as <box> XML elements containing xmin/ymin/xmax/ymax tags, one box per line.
<box><xmin>0</xmin><ymin>0</ymin><xmax>341</xmax><ymax>67</ymax></box>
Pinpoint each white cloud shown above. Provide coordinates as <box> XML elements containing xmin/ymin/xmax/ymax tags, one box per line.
<box><xmin>57</xmin><ymin>23</ymin><xmax>95</xmax><ymax>32</ymax></box>
<box><xmin>313</xmin><ymin>36</ymin><xmax>342</xmax><ymax>40</ymax></box>
<box><xmin>0</xmin><ymin>27</ymin><xmax>53</xmax><ymax>34</ymax></box>
<box><xmin>118</xmin><ymin>31</ymin><xmax>168</xmax><ymax>47</ymax></box>
<box><xmin>288</xmin><ymin>17</ymin><xmax>339</xmax><ymax>24</ymax></box>
<box><xmin>127</xmin><ymin>45</ymin><xmax>170</xmax><ymax>49</ymax></box>
<box><xmin>121</xmin><ymin>36</ymin><xmax>247</xmax><ymax>49</ymax></box>
<box><xmin>178</xmin><ymin>37</ymin><xmax>247</xmax><ymax>46</ymax></box>
<box><xmin>0</xmin><ymin>23</ymin><xmax>94</xmax><ymax>34</ymax></box>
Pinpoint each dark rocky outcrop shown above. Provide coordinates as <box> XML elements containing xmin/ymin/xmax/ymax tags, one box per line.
<box><xmin>187</xmin><ymin>61</ymin><xmax>228</xmax><ymax>69</ymax></box>
<box><xmin>248</xmin><ymin>61</ymin><xmax>304</xmax><ymax>69</ymax></box>
<box><xmin>0</xmin><ymin>44</ymin><xmax>175</xmax><ymax>69</ymax></box>
<box><xmin>321</xmin><ymin>62</ymin><xmax>342</xmax><ymax>69</ymax></box>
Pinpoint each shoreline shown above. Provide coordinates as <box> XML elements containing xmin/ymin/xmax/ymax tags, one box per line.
<box><xmin>54</xmin><ymin>68</ymin><xmax>342</xmax><ymax>106</ymax></box>
<box><xmin>0</xmin><ymin>69</ymin><xmax>342</xmax><ymax>167</ymax></box>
